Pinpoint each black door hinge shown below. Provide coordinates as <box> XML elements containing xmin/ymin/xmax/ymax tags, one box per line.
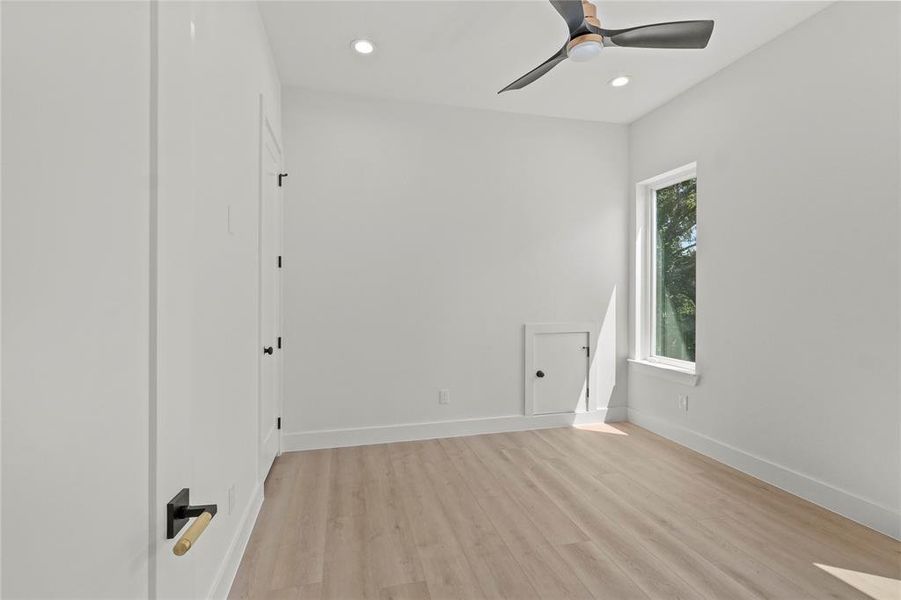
<box><xmin>277</xmin><ymin>417</ymin><xmax>281</xmax><ymax>430</ymax></box>
<box><xmin>277</xmin><ymin>336</ymin><xmax>282</xmax><ymax>349</ymax></box>
<box><xmin>278</xmin><ymin>173</ymin><xmax>288</xmax><ymax>187</ymax></box>
<box><xmin>277</xmin><ymin>256</ymin><xmax>282</xmax><ymax>268</ymax></box>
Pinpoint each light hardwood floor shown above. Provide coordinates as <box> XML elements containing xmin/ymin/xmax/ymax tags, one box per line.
<box><xmin>229</xmin><ymin>423</ymin><xmax>901</xmax><ymax>600</ymax></box>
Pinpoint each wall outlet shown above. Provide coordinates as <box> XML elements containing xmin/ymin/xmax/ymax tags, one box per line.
<box><xmin>228</xmin><ymin>484</ymin><xmax>236</xmax><ymax>515</ymax></box>
<box><xmin>678</xmin><ymin>395</ymin><xmax>689</xmax><ymax>412</ymax></box>
<box><xmin>438</xmin><ymin>389</ymin><xmax>450</xmax><ymax>405</ymax></box>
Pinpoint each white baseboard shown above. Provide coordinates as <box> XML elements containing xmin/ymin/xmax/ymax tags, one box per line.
<box><xmin>605</xmin><ymin>405</ymin><xmax>628</xmax><ymax>422</ymax></box>
<box><xmin>282</xmin><ymin>407</ymin><xmax>627</xmax><ymax>452</ymax></box>
<box><xmin>627</xmin><ymin>408</ymin><xmax>901</xmax><ymax>540</ymax></box>
<box><xmin>208</xmin><ymin>482</ymin><xmax>264</xmax><ymax>599</ymax></box>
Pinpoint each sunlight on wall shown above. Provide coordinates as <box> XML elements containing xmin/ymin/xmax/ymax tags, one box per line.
<box><xmin>815</xmin><ymin>563</ymin><xmax>901</xmax><ymax>600</ymax></box>
<box><xmin>589</xmin><ymin>287</ymin><xmax>617</xmax><ymax>409</ymax></box>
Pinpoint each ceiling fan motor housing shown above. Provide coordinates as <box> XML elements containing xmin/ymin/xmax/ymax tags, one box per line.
<box><xmin>567</xmin><ymin>1</ymin><xmax>602</xmax><ymax>56</ymax></box>
<box><xmin>566</xmin><ymin>33</ymin><xmax>603</xmax><ymax>55</ymax></box>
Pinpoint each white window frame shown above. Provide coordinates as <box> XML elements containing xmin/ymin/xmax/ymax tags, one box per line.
<box><xmin>633</xmin><ymin>163</ymin><xmax>697</xmax><ymax>378</ymax></box>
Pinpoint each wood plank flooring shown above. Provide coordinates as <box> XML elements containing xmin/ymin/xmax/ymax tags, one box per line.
<box><xmin>229</xmin><ymin>423</ymin><xmax>901</xmax><ymax>600</ymax></box>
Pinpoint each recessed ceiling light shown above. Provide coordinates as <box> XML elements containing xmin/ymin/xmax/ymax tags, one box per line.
<box><xmin>351</xmin><ymin>39</ymin><xmax>375</xmax><ymax>55</ymax></box>
<box><xmin>609</xmin><ymin>76</ymin><xmax>630</xmax><ymax>88</ymax></box>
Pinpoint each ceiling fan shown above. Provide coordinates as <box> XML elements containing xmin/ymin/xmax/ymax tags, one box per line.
<box><xmin>499</xmin><ymin>0</ymin><xmax>714</xmax><ymax>93</ymax></box>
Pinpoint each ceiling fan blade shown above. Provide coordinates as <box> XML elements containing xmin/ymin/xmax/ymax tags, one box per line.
<box><xmin>498</xmin><ymin>47</ymin><xmax>568</xmax><ymax>93</ymax></box>
<box><xmin>549</xmin><ymin>0</ymin><xmax>586</xmax><ymax>35</ymax></box>
<box><xmin>595</xmin><ymin>20</ymin><xmax>714</xmax><ymax>49</ymax></box>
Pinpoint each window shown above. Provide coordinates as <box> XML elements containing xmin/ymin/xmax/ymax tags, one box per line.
<box><xmin>635</xmin><ymin>164</ymin><xmax>697</xmax><ymax>372</ymax></box>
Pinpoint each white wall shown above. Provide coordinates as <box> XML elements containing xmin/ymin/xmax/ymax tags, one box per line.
<box><xmin>154</xmin><ymin>2</ymin><xmax>281</xmax><ymax>598</ymax></box>
<box><xmin>628</xmin><ymin>1</ymin><xmax>901</xmax><ymax>538</ymax></box>
<box><xmin>1</xmin><ymin>2</ymin><xmax>151</xmax><ymax>596</ymax></box>
<box><xmin>282</xmin><ymin>89</ymin><xmax>629</xmax><ymax>446</ymax></box>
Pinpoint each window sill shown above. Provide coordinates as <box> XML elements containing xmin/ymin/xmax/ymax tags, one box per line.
<box><xmin>628</xmin><ymin>358</ymin><xmax>699</xmax><ymax>386</ymax></box>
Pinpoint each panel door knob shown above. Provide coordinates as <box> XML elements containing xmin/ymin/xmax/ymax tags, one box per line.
<box><xmin>536</xmin><ymin>370</ymin><xmax>545</xmax><ymax>378</ymax></box>
<box><xmin>263</xmin><ymin>346</ymin><xmax>274</xmax><ymax>355</ymax></box>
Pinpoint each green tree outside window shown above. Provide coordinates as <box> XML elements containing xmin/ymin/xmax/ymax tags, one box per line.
<box><xmin>655</xmin><ymin>178</ymin><xmax>696</xmax><ymax>362</ymax></box>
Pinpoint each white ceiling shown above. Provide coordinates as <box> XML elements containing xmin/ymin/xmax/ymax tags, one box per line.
<box><xmin>259</xmin><ymin>1</ymin><xmax>828</xmax><ymax>124</ymax></box>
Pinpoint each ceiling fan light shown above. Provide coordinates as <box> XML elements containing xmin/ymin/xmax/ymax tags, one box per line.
<box><xmin>568</xmin><ymin>39</ymin><xmax>603</xmax><ymax>63</ymax></box>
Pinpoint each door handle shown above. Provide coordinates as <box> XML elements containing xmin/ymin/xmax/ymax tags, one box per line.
<box><xmin>167</xmin><ymin>488</ymin><xmax>217</xmax><ymax>556</ymax></box>
<box><xmin>173</xmin><ymin>511</ymin><xmax>213</xmax><ymax>556</ymax></box>
<box><xmin>263</xmin><ymin>346</ymin><xmax>274</xmax><ymax>355</ymax></box>
<box><xmin>536</xmin><ymin>370</ymin><xmax>545</xmax><ymax>378</ymax></box>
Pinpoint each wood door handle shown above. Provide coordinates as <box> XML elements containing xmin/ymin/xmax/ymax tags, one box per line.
<box><xmin>173</xmin><ymin>511</ymin><xmax>213</xmax><ymax>556</ymax></box>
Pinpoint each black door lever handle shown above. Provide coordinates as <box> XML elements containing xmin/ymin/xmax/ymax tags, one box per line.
<box><xmin>263</xmin><ymin>346</ymin><xmax>274</xmax><ymax>355</ymax></box>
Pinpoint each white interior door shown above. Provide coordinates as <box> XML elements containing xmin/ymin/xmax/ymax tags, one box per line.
<box><xmin>532</xmin><ymin>332</ymin><xmax>590</xmax><ymax>414</ymax></box>
<box><xmin>258</xmin><ymin>115</ymin><xmax>282</xmax><ymax>478</ymax></box>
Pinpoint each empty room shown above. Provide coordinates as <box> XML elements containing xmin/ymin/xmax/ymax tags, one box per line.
<box><xmin>1</xmin><ymin>0</ymin><xmax>899</xmax><ymax>598</ymax></box>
